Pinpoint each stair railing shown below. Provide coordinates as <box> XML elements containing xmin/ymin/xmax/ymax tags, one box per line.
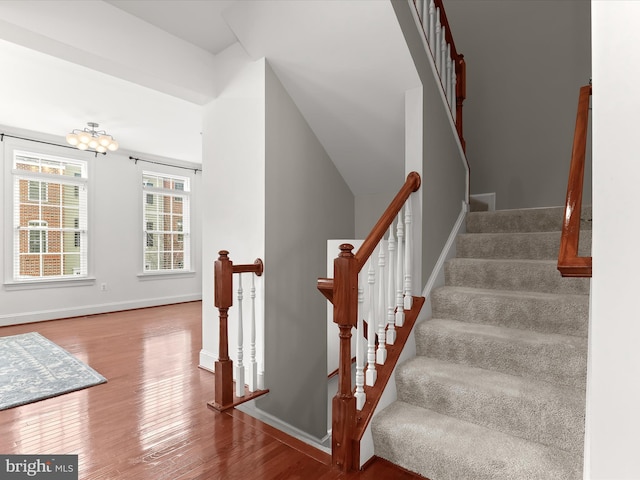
<box><xmin>414</xmin><ymin>0</ymin><xmax>467</xmax><ymax>150</ymax></box>
<box><xmin>318</xmin><ymin>172</ymin><xmax>424</xmax><ymax>471</ymax></box>
<box><xmin>208</xmin><ymin>250</ymin><xmax>269</xmax><ymax>412</ymax></box>
<box><xmin>558</xmin><ymin>85</ymin><xmax>592</xmax><ymax>277</ymax></box>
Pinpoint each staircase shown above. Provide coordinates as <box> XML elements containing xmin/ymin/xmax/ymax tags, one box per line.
<box><xmin>372</xmin><ymin>205</ymin><xmax>592</xmax><ymax>480</ymax></box>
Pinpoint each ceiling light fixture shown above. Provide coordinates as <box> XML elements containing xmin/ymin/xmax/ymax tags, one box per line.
<box><xmin>66</xmin><ymin>122</ymin><xmax>119</xmax><ymax>153</ymax></box>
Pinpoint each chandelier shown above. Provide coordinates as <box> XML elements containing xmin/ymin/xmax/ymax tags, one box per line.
<box><xmin>66</xmin><ymin>122</ymin><xmax>119</xmax><ymax>153</ymax></box>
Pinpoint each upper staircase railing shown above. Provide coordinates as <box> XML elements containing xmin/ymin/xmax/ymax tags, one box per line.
<box><xmin>318</xmin><ymin>172</ymin><xmax>424</xmax><ymax>471</ymax></box>
<box><xmin>558</xmin><ymin>84</ymin><xmax>592</xmax><ymax>278</ymax></box>
<box><xmin>413</xmin><ymin>0</ymin><xmax>467</xmax><ymax>151</ymax></box>
<box><xmin>208</xmin><ymin>251</ymin><xmax>269</xmax><ymax>412</ymax></box>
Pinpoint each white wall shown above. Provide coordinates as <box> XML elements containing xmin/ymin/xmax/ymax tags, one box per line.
<box><xmin>586</xmin><ymin>2</ymin><xmax>640</xmax><ymax>478</ymax></box>
<box><xmin>200</xmin><ymin>54</ymin><xmax>266</xmax><ymax>370</ymax></box>
<box><xmin>0</xmin><ymin>126</ymin><xmax>202</xmax><ymax>326</ymax></box>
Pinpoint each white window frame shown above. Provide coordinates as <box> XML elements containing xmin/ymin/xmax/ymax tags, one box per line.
<box><xmin>141</xmin><ymin>171</ymin><xmax>191</xmax><ymax>274</ymax></box>
<box><xmin>10</xmin><ymin>149</ymin><xmax>89</xmax><ymax>284</ymax></box>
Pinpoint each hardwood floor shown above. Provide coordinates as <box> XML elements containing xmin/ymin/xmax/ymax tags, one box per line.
<box><xmin>0</xmin><ymin>302</ymin><xmax>425</xmax><ymax>479</ymax></box>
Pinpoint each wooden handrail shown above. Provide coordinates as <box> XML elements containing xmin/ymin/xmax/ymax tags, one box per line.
<box><xmin>317</xmin><ymin>172</ymin><xmax>421</xmax><ymax>472</ymax></box>
<box><xmin>208</xmin><ymin>250</ymin><xmax>268</xmax><ymax>412</ymax></box>
<box><xmin>435</xmin><ymin>0</ymin><xmax>466</xmax><ymax>151</ymax></box>
<box><xmin>558</xmin><ymin>85</ymin><xmax>592</xmax><ymax>278</ymax></box>
<box><xmin>414</xmin><ymin>0</ymin><xmax>467</xmax><ymax>151</ymax></box>
<box><xmin>355</xmin><ymin>172</ymin><xmax>421</xmax><ymax>268</ymax></box>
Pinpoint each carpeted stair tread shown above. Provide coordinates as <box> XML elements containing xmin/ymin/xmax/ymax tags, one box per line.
<box><xmin>415</xmin><ymin>319</ymin><xmax>587</xmax><ymax>388</ymax></box>
<box><xmin>456</xmin><ymin>230</ymin><xmax>592</xmax><ymax>260</ymax></box>
<box><xmin>396</xmin><ymin>357</ymin><xmax>585</xmax><ymax>454</ymax></box>
<box><xmin>372</xmin><ymin>401</ymin><xmax>582</xmax><ymax>480</ymax></box>
<box><xmin>466</xmin><ymin>205</ymin><xmax>592</xmax><ymax>234</ymax></box>
<box><xmin>431</xmin><ymin>286</ymin><xmax>588</xmax><ymax>337</ymax></box>
<box><xmin>445</xmin><ymin>258</ymin><xmax>590</xmax><ymax>295</ymax></box>
<box><xmin>372</xmin><ymin>205</ymin><xmax>590</xmax><ymax>478</ymax></box>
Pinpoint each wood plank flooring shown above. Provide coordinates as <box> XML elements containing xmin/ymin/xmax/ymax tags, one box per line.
<box><xmin>0</xmin><ymin>302</ymin><xmax>425</xmax><ymax>479</ymax></box>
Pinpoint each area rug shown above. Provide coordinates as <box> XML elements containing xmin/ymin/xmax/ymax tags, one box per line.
<box><xmin>0</xmin><ymin>332</ymin><xmax>106</xmax><ymax>410</ymax></box>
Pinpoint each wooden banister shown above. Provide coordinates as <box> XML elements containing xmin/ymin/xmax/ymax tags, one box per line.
<box><xmin>558</xmin><ymin>85</ymin><xmax>592</xmax><ymax>278</ymax></box>
<box><xmin>318</xmin><ymin>172</ymin><xmax>422</xmax><ymax>472</ymax></box>
<box><xmin>355</xmin><ymin>172</ymin><xmax>421</xmax><ymax>268</ymax></box>
<box><xmin>414</xmin><ymin>0</ymin><xmax>467</xmax><ymax>151</ymax></box>
<box><xmin>208</xmin><ymin>250</ymin><xmax>268</xmax><ymax>412</ymax></box>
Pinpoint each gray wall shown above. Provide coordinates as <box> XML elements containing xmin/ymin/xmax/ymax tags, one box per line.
<box><xmin>259</xmin><ymin>62</ymin><xmax>355</xmax><ymax>439</ymax></box>
<box><xmin>355</xmin><ymin>191</ymin><xmax>396</xmax><ymax>238</ymax></box>
<box><xmin>445</xmin><ymin>0</ymin><xmax>592</xmax><ymax>209</ymax></box>
<box><xmin>393</xmin><ymin>2</ymin><xmax>468</xmax><ymax>288</ymax></box>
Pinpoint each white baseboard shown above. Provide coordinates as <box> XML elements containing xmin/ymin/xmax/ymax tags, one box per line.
<box><xmin>237</xmin><ymin>401</ymin><xmax>332</xmax><ymax>453</ymax></box>
<box><xmin>0</xmin><ymin>294</ymin><xmax>202</xmax><ymax>327</ymax></box>
<box><xmin>421</xmin><ymin>201</ymin><xmax>467</xmax><ymax>300</ymax></box>
<box><xmin>199</xmin><ymin>349</ymin><xmax>216</xmax><ymax>372</ymax></box>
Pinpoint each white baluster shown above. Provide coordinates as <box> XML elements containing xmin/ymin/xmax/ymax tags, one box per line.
<box><xmin>386</xmin><ymin>223</ymin><xmax>397</xmax><ymax>345</ymax></box>
<box><xmin>258</xmin><ymin>365</ymin><xmax>265</xmax><ymax>391</ymax></box>
<box><xmin>365</xmin><ymin>261</ymin><xmax>377</xmax><ymax>386</ymax></box>
<box><xmin>376</xmin><ymin>245</ymin><xmax>387</xmax><ymax>365</ymax></box>
<box><xmin>440</xmin><ymin>26</ymin><xmax>447</xmax><ymax>81</ymax></box>
<box><xmin>415</xmin><ymin>0</ymin><xmax>423</xmax><ymax>22</ymax></box>
<box><xmin>428</xmin><ymin>0</ymin><xmax>436</xmax><ymax>51</ymax></box>
<box><xmin>451</xmin><ymin>61</ymin><xmax>457</xmax><ymax>122</ymax></box>
<box><xmin>434</xmin><ymin>8</ymin><xmax>441</xmax><ymax>75</ymax></box>
<box><xmin>446</xmin><ymin>43</ymin><xmax>452</xmax><ymax>106</ymax></box>
<box><xmin>421</xmin><ymin>0</ymin><xmax>429</xmax><ymax>35</ymax></box>
<box><xmin>247</xmin><ymin>273</ymin><xmax>258</xmax><ymax>392</ymax></box>
<box><xmin>355</xmin><ymin>282</ymin><xmax>365</xmax><ymax>410</ymax></box>
<box><xmin>404</xmin><ymin>199</ymin><xmax>414</xmax><ymax>311</ymax></box>
<box><xmin>395</xmin><ymin>210</ymin><xmax>405</xmax><ymax>328</ymax></box>
<box><xmin>235</xmin><ymin>274</ymin><xmax>245</xmax><ymax>398</ymax></box>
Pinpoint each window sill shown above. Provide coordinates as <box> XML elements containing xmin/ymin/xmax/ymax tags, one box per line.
<box><xmin>4</xmin><ymin>277</ymin><xmax>96</xmax><ymax>291</ymax></box>
<box><xmin>137</xmin><ymin>271</ymin><xmax>196</xmax><ymax>280</ymax></box>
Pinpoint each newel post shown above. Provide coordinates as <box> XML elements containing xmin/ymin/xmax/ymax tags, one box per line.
<box><xmin>332</xmin><ymin>244</ymin><xmax>359</xmax><ymax>471</ymax></box>
<box><xmin>214</xmin><ymin>250</ymin><xmax>234</xmax><ymax>408</ymax></box>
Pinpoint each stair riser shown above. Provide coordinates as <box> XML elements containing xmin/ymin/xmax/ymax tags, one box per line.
<box><xmin>456</xmin><ymin>231</ymin><xmax>592</xmax><ymax>260</ymax></box>
<box><xmin>445</xmin><ymin>259</ymin><xmax>590</xmax><ymax>295</ymax></box>
<box><xmin>466</xmin><ymin>206</ymin><xmax>592</xmax><ymax>234</ymax></box>
<box><xmin>396</xmin><ymin>361</ymin><xmax>585</xmax><ymax>454</ymax></box>
<box><xmin>416</xmin><ymin>322</ymin><xmax>587</xmax><ymax>388</ymax></box>
<box><xmin>431</xmin><ymin>287</ymin><xmax>589</xmax><ymax>337</ymax></box>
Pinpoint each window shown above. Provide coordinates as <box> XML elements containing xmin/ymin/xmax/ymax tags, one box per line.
<box><xmin>29</xmin><ymin>220</ymin><xmax>47</xmax><ymax>253</ymax></box>
<box><xmin>13</xmin><ymin>151</ymin><xmax>88</xmax><ymax>281</ymax></box>
<box><xmin>146</xmin><ymin>222</ymin><xmax>154</xmax><ymax>247</ymax></box>
<box><xmin>74</xmin><ymin>218</ymin><xmax>80</xmax><ymax>248</ymax></box>
<box><xmin>28</xmin><ymin>181</ymin><xmax>47</xmax><ymax>202</ymax></box>
<box><xmin>142</xmin><ymin>172</ymin><xmax>190</xmax><ymax>272</ymax></box>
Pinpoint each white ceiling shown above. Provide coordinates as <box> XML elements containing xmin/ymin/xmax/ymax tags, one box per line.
<box><xmin>0</xmin><ymin>1</ymin><xmax>420</xmax><ymax>195</ymax></box>
<box><xmin>105</xmin><ymin>0</ymin><xmax>239</xmax><ymax>55</ymax></box>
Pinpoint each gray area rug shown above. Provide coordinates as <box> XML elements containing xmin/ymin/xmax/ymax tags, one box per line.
<box><xmin>0</xmin><ymin>332</ymin><xmax>106</xmax><ymax>410</ymax></box>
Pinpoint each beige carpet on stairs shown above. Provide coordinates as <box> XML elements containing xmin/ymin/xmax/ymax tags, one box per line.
<box><xmin>372</xmin><ymin>205</ymin><xmax>591</xmax><ymax>480</ymax></box>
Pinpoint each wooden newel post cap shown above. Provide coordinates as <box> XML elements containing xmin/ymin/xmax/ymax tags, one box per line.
<box><xmin>339</xmin><ymin>244</ymin><xmax>354</xmax><ymax>257</ymax></box>
<box><xmin>218</xmin><ymin>250</ymin><xmax>229</xmax><ymax>260</ymax></box>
